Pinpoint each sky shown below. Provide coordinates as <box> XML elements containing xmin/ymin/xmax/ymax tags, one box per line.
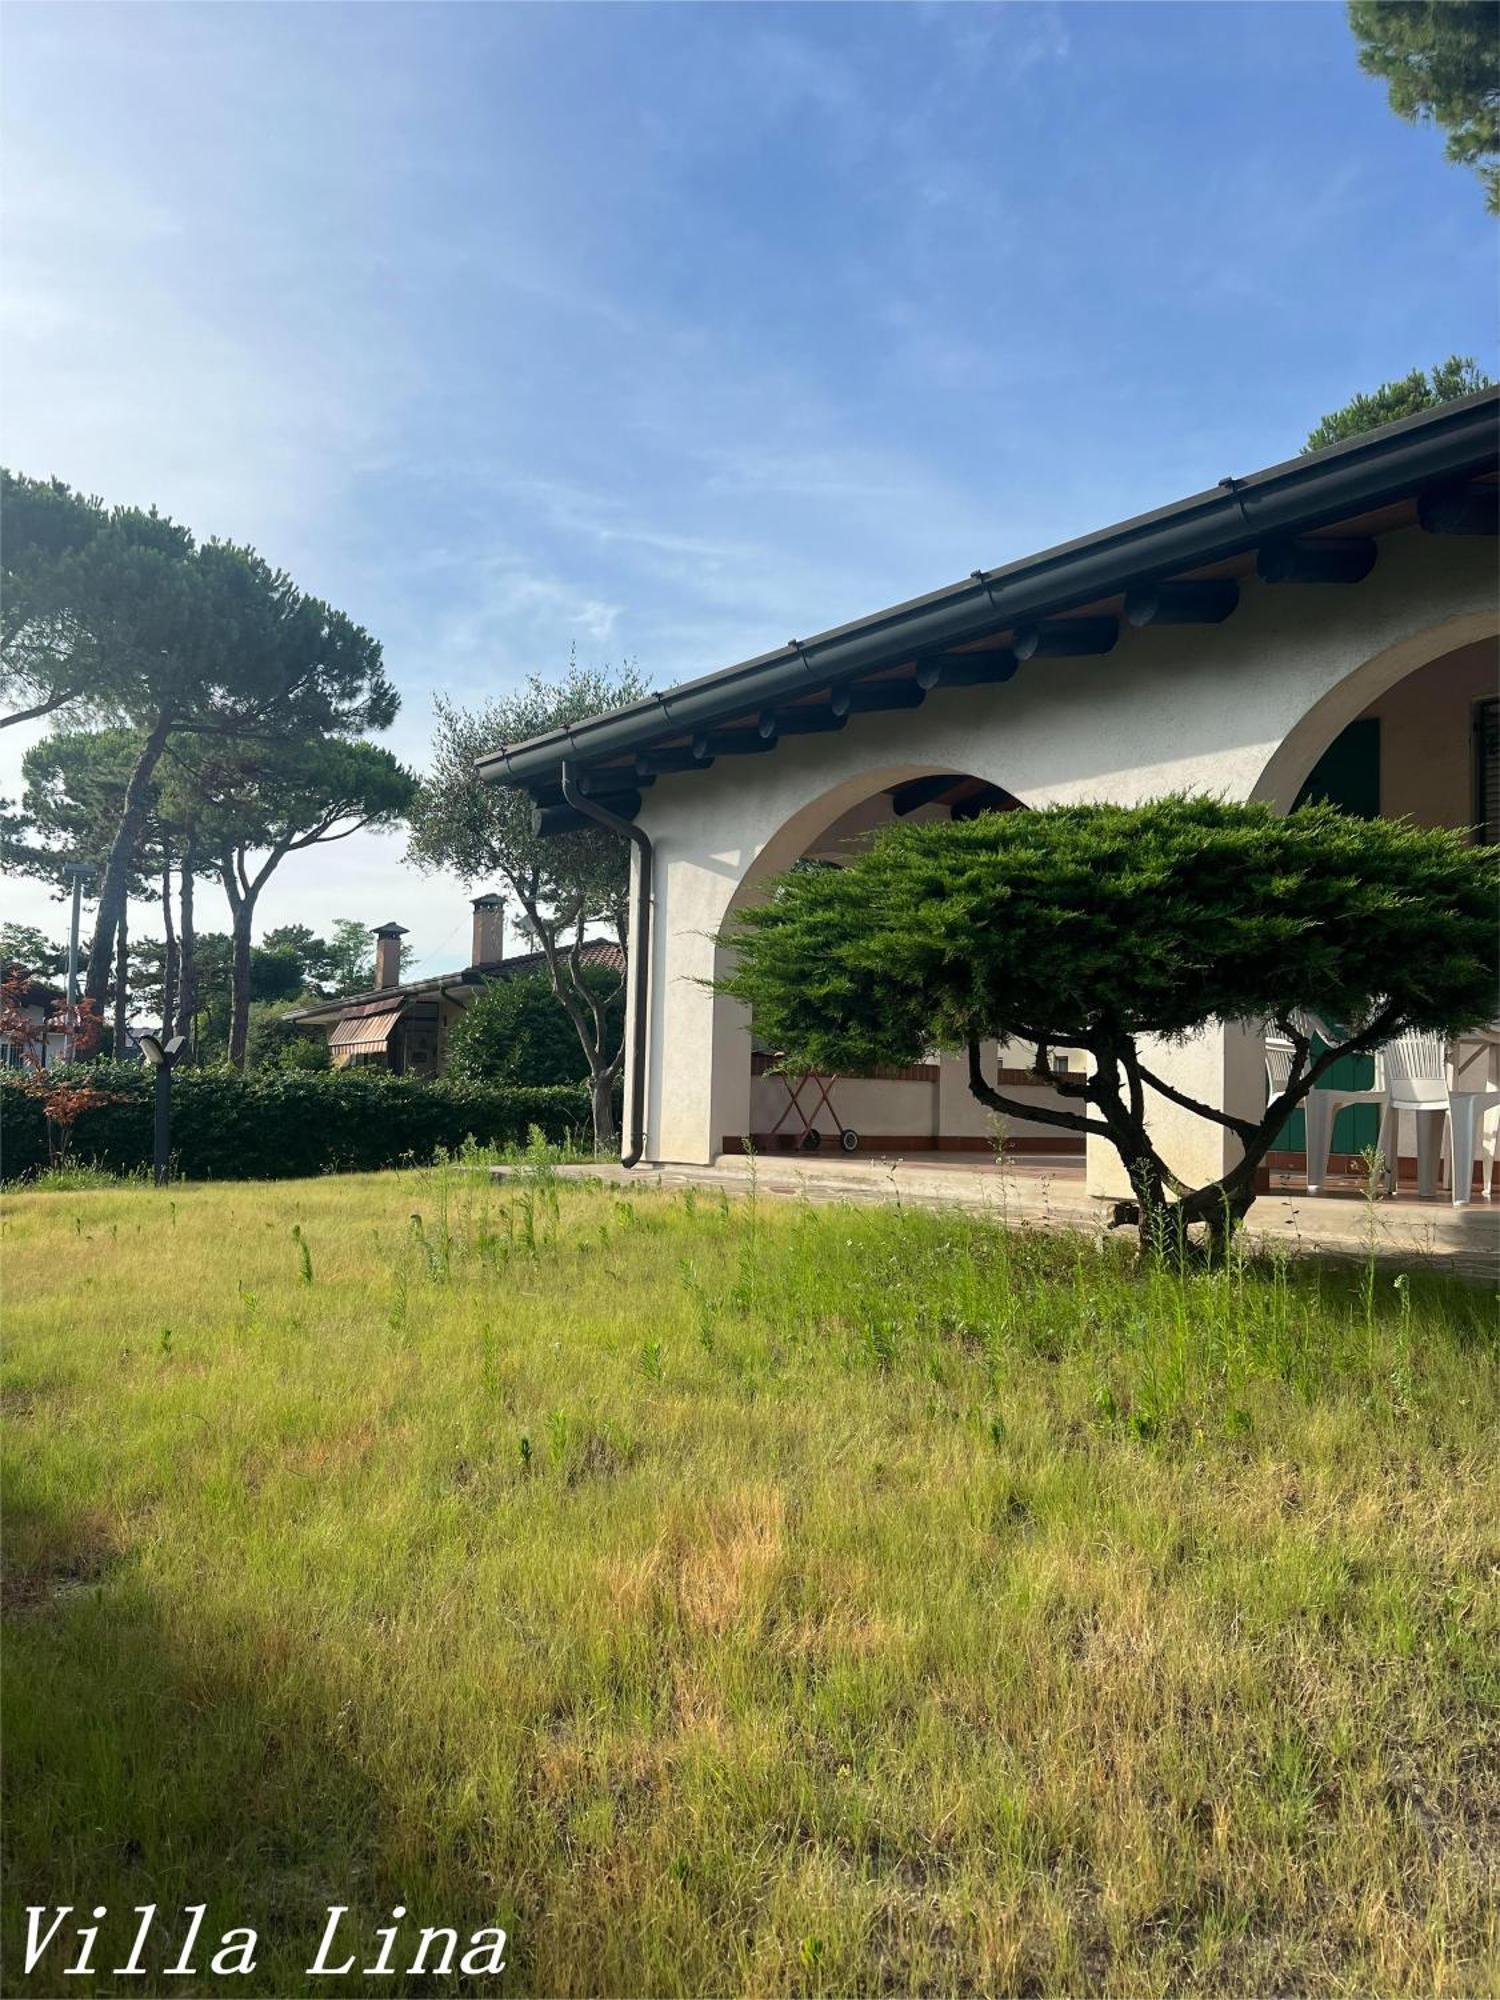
<box><xmin>3</xmin><ymin>0</ymin><xmax>1496</xmax><ymax>979</ymax></box>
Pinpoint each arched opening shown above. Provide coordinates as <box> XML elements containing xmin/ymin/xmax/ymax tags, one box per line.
<box><xmin>1250</xmin><ymin>622</ymin><xmax>1499</xmax><ymax>1195</ymax></box>
<box><xmin>706</xmin><ymin>767</ymin><xmax>1087</xmax><ymax>1172</ymax></box>
<box><xmin>1252</xmin><ymin>613</ymin><xmax>1497</xmax><ymax>822</ymax></box>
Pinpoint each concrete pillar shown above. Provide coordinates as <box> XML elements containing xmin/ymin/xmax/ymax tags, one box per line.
<box><xmin>1084</xmin><ymin>1022</ymin><xmax>1265</xmax><ymax>1199</ymax></box>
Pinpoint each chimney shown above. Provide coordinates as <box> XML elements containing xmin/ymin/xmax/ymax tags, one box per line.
<box><xmin>372</xmin><ymin>922</ymin><xmax>408</xmax><ymax>990</ymax></box>
<box><xmin>470</xmin><ymin>893</ymin><xmax>505</xmax><ymax>967</ymax></box>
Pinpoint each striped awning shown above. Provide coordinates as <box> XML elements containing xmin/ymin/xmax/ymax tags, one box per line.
<box><xmin>328</xmin><ymin>997</ymin><xmax>403</xmax><ymax>1065</ymax></box>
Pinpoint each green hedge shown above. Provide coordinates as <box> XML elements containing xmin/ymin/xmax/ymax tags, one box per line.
<box><xmin>0</xmin><ymin>1064</ymin><xmax>593</xmax><ymax>1183</ymax></box>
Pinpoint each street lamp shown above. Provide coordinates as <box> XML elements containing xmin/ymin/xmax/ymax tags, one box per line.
<box><xmin>138</xmin><ymin>1033</ymin><xmax>188</xmax><ymax>1186</ymax></box>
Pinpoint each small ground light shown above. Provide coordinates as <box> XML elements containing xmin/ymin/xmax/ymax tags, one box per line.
<box><xmin>139</xmin><ymin>1033</ymin><xmax>188</xmax><ymax>1186</ymax></box>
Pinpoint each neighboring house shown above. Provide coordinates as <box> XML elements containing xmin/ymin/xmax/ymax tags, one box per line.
<box><xmin>286</xmin><ymin>895</ymin><xmax>623</xmax><ymax>1076</ymax></box>
<box><xmin>476</xmin><ymin>390</ymin><xmax>1499</xmax><ymax>1196</ymax></box>
<box><xmin>0</xmin><ymin>966</ymin><xmax>70</xmax><ymax>1069</ymax></box>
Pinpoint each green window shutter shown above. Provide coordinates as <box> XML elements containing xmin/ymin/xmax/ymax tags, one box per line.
<box><xmin>1476</xmin><ymin>698</ymin><xmax>1500</xmax><ymax>846</ymax></box>
<box><xmin>1293</xmin><ymin>717</ymin><xmax>1381</xmax><ymax>818</ymax></box>
<box><xmin>1275</xmin><ymin>711</ymin><xmax>1381</xmax><ymax>1158</ymax></box>
<box><xmin>1272</xmin><ymin>1030</ymin><xmax>1379</xmax><ymax>1158</ymax></box>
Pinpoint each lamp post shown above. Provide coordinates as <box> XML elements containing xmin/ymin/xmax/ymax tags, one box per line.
<box><xmin>138</xmin><ymin>1033</ymin><xmax>188</xmax><ymax>1186</ymax></box>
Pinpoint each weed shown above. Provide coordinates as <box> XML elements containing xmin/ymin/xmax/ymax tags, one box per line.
<box><xmin>18</xmin><ymin>1161</ymin><xmax>150</xmax><ymax>1193</ymax></box>
<box><xmin>862</xmin><ymin>1313</ymin><xmax>897</xmax><ymax>1372</ymax></box>
<box><xmin>388</xmin><ymin>1260</ymin><xmax>410</xmax><ymax>1343</ymax></box>
<box><xmin>679</xmin><ymin>1259</ymin><xmax>716</xmax><ymax>1351</ymax></box>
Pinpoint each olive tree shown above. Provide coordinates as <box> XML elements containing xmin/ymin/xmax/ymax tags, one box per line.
<box><xmin>407</xmin><ymin>663</ymin><xmax>649</xmax><ymax>1152</ymax></box>
<box><xmin>717</xmin><ymin>797</ymin><xmax>1498</xmax><ymax>1258</ymax></box>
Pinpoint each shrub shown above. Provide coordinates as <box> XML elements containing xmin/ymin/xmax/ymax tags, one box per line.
<box><xmin>0</xmin><ymin>1063</ymin><xmax>592</xmax><ymax>1183</ymax></box>
<box><xmin>446</xmin><ymin>965</ymin><xmax>625</xmax><ymax>1087</ymax></box>
<box><xmin>273</xmin><ymin>1033</ymin><xmax>332</xmax><ymax>1073</ymax></box>
<box><xmin>245</xmin><ymin>999</ymin><xmax>330</xmax><ymax>1072</ymax></box>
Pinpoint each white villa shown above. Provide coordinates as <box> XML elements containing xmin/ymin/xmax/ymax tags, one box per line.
<box><xmin>478</xmin><ymin>391</ymin><xmax>1498</xmax><ymax>1204</ymax></box>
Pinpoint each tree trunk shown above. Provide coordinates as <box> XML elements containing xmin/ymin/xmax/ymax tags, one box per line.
<box><xmin>590</xmin><ymin>1068</ymin><xmax>619</xmax><ymax>1155</ymax></box>
<box><xmin>1198</xmin><ymin>1189</ymin><xmax>1255</xmax><ymax>1266</ymax></box>
<box><xmin>84</xmin><ymin>709</ymin><xmax>173</xmax><ymax>1012</ymax></box>
<box><xmin>228</xmin><ymin>897</ymin><xmax>256</xmax><ymax>1070</ymax></box>
<box><xmin>160</xmin><ymin>862</ymin><xmax>178</xmax><ymax>1036</ymax></box>
<box><xmin>221</xmin><ymin>844</ymin><xmax>288</xmax><ymax>1070</ymax></box>
<box><xmin>174</xmin><ymin>848</ymin><xmax>197</xmax><ymax>1049</ymax></box>
<box><xmin>1113</xmin><ymin>1153</ymin><xmax>1257</xmax><ymax>1267</ymax></box>
<box><xmin>112</xmin><ymin>900</ymin><xmax>130</xmax><ymax>1058</ymax></box>
<box><xmin>1174</xmin><ymin>1161</ymin><xmax>1262</xmax><ymax>1266</ymax></box>
<box><xmin>525</xmin><ymin>906</ymin><xmax>629</xmax><ymax>1159</ymax></box>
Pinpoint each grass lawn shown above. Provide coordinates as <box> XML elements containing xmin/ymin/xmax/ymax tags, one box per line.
<box><xmin>3</xmin><ymin>1161</ymin><xmax>1497</xmax><ymax>1997</ymax></box>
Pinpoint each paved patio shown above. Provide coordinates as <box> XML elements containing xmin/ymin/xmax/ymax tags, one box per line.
<box><xmin>496</xmin><ymin>1149</ymin><xmax>1499</xmax><ymax>1283</ymax></box>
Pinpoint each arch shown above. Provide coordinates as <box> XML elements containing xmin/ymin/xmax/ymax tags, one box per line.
<box><xmin>1238</xmin><ymin>607</ymin><xmax>1499</xmax><ymax>1195</ymax></box>
<box><xmin>721</xmin><ymin>760</ymin><xmax>998</xmax><ymax>919</ymax></box>
<box><xmin>704</xmin><ymin>762</ymin><xmax>1026</xmax><ymax>1162</ymax></box>
<box><xmin>1250</xmin><ymin>607</ymin><xmax>1498</xmax><ymax>812</ymax></box>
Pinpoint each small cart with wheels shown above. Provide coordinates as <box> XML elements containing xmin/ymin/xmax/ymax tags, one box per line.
<box><xmin>763</xmin><ymin>1063</ymin><xmax>859</xmax><ymax>1154</ymax></box>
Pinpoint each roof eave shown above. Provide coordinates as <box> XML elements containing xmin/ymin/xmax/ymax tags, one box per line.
<box><xmin>286</xmin><ymin>968</ymin><xmax>487</xmax><ymax>1022</ymax></box>
<box><xmin>477</xmin><ymin>388</ymin><xmax>1499</xmax><ymax>788</ymax></box>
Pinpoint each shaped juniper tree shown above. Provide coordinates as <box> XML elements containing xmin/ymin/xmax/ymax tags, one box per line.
<box><xmin>717</xmin><ymin>798</ymin><xmax>1499</xmax><ymax>1258</ymax></box>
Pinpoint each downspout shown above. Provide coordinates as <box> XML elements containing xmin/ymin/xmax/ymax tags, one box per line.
<box><xmin>560</xmin><ymin>761</ymin><xmax>651</xmax><ymax>1169</ymax></box>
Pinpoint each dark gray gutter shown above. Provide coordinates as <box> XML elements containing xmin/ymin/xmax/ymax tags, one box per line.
<box><xmin>560</xmin><ymin>762</ymin><xmax>651</xmax><ymax>1169</ymax></box>
<box><xmin>478</xmin><ymin>389</ymin><xmax>1499</xmax><ymax>788</ymax></box>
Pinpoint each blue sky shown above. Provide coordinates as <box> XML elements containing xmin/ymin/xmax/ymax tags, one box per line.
<box><xmin>3</xmin><ymin>0</ymin><xmax>1495</xmax><ymax>974</ymax></box>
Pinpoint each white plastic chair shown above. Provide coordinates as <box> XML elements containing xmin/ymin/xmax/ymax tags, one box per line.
<box><xmin>1264</xmin><ymin>1029</ymin><xmax>1295</xmax><ymax>1114</ymax></box>
<box><xmin>1379</xmin><ymin>1031</ymin><xmax>1500</xmax><ymax>1206</ymax></box>
<box><xmin>1263</xmin><ymin>1018</ymin><xmax>1387</xmax><ymax>1196</ymax></box>
<box><xmin>1263</xmin><ymin>1009</ymin><xmax>1327</xmax><ymax>1111</ymax></box>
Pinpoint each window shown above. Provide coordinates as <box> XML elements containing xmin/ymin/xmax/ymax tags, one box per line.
<box><xmin>1476</xmin><ymin>698</ymin><xmax>1500</xmax><ymax>846</ymax></box>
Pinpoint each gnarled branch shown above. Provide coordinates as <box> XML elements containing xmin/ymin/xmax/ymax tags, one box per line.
<box><xmin>967</xmin><ymin>1041</ymin><xmax>1113</xmax><ymax>1141</ymax></box>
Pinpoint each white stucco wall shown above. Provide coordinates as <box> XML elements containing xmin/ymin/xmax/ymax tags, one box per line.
<box><xmin>745</xmin><ymin>1047</ymin><xmax>1079</xmax><ymax>1153</ymax></box>
<box><xmin>629</xmin><ymin>526</ymin><xmax>1496</xmax><ymax>1179</ymax></box>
